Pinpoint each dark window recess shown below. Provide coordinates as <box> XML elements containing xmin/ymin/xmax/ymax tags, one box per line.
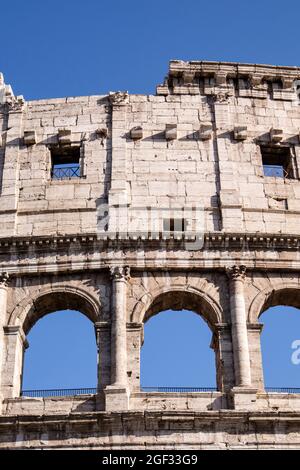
<box><xmin>261</xmin><ymin>146</ymin><xmax>294</xmax><ymax>178</ymax></box>
<box><xmin>51</xmin><ymin>147</ymin><xmax>81</xmax><ymax>179</ymax></box>
<box><xmin>163</xmin><ymin>218</ymin><xmax>186</xmax><ymax>232</ymax></box>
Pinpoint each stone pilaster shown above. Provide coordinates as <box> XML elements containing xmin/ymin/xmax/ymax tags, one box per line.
<box><xmin>95</xmin><ymin>321</ymin><xmax>111</xmax><ymax>390</ymax></box>
<box><xmin>126</xmin><ymin>322</ymin><xmax>144</xmax><ymax>393</ymax></box>
<box><xmin>1</xmin><ymin>325</ymin><xmax>28</xmax><ymax>399</ymax></box>
<box><xmin>248</xmin><ymin>323</ymin><xmax>264</xmax><ymax>391</ymax></box>
<box><xmin>0</xmin><ymin>273</ymin><xmax>9</xmax><ymax>411</ymax></box>
<box><xmin>213</xmin><ymin>92</ymin><xmax>243</xmax><ymax>232</ymax></box>
<box><xmin>108</xmin><ymin>92</ymin><xmax>129</xmax><ymax>235</ymax></box>
<box><xmin>212</xmin><ymin>323</ymin><xmax>235</xmax><ymax>392</ymax></box>
<box><xmin>1</xmin><ymin>104</ymin><xmax>24</xmax><ymax>236</ymax></box>
<box><xmin>104</xmin><ymin>266</ymin><xmax>130</xmax><ymax>411</ymax></box>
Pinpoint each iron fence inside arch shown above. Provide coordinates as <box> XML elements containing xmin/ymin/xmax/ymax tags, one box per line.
<box><xmin>141</xmin><ymin>387</ymin><xmax>218</xmax><ymax>393</ymax></box>
<box><xmin>265</xmin><ymin>387</ymin><xmax>300</xmax><ymax>394</ymax></box>
<box><xmin>21</xmin><ymin>388</ymin><xmax>99</xmax><ymax>398</ymax></box>
<box><xmin>20</xmin><ymin>386</ymin><xmax>300</xmax><ymax>398</ymax></box>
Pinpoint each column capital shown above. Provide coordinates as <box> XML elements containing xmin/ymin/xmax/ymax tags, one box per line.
<box><xmin>108</xmin><ymin>91</ymin><xmax>129</xmax><ymax>106</ymax></box>
<box><xmin>110</xmin><ymin>265</ymin><xmax>130</xmax><ymax>281</ymax></box>
<box><xmin>213</xmin><ymin>91</ymin><xmax>230</xmax><ymax>103</ymax></box>
<box><xmin>0</xmin><ymin>272</ymin><xmax>9</xmax><ymax>287</ymax></box>
<box><xmin>226</xmin><ymin>265</ymin><xmax>246</xmax><ymax>281</ymax></box>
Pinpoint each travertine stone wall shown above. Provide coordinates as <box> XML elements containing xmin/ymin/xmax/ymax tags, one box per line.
<box><xmin>1</xmin><ymin>61</ymin><xmax>300</xmax><ymax>448</ymax></box>
<box><xmin>2</xmin><ymin>61</ymin><xmax>300</xmax><ymax>238</ymax></box>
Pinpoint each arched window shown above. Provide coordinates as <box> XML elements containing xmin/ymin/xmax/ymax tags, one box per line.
<box><xmin>3</xmin><ymin>287</ymin><xmax>102</xmax><ymax>398</ymax></box>
<box><xmin>260</xmin><ymin>305</ymin><xmax>300</xmax><ymax>390</ymax></box>
<box><xmin>141</xmin><ymin>309</ymin><xmax>216</xmax><ymax>391</ymax></box>
<box><xmin>22</xmin><ymin>309</ymin><xmax>97</xmax><ymax>394</ymax></box>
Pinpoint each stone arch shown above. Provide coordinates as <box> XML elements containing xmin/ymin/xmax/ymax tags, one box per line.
<box><xmin>131</xmin><ymin>285</ymin><xmax>222</xmax><ymax>330</ymax></box>
<box><xmin>8</xmin><ymin>285</ymin><xmax>101</xmax><ymax>334</ymax></box>
<box><xmin>248</xmin><ymin>282</ymin><xmax>300</xmax><ymax>323</ymax></box>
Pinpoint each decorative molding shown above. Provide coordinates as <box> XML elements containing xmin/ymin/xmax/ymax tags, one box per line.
<box><xmin>1</xmin><ymin>232</ymin><xmax>300</xmax><ymax>252</ymax></box>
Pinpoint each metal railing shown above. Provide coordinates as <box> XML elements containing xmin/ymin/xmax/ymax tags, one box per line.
<box><xmin>141</xmin><ymin>387</ymin><xmax>217</xmax><ymax>393</ymax></box>
<box><xmin>21</xmin><ymin>387</ymin><xmax>98</xmax><ymax>398</ymax></box>
<box><xmin>51</xmin><ymin>165</ymin><xmax>80</xmax><ymax>179</ymax></box>
<box><xmin>20</xmin><ymin>386</ymin><xmax>300</xmax><ymax>398</ymax></box>
<box><xmin>265</xmin><ymin>387</ymin><xmax>300</xmax><ymax>394</ymax></box>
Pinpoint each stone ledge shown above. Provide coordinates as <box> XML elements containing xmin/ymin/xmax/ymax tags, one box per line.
<box><xmin>0</xmin><ymin>231</ymin><xmax>300</xmax><ymax>250</ymax></box>
<box><xmin>2</xmin><ymin>409</ymin><xmax>300</xmax><ymax>423</ymax></box>
<box><xmin>2</xmin><ymin>410</ymin><xmax>300</xmax><ymax>449</ymax></box>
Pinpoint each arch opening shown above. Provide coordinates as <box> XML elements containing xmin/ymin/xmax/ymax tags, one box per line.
<box><xmin>22</xmin><ymin>309</ymin><xmax>98</xmax><ymax>394</ymax></box>
<box><xmin>259</xmin><ymin>293</ymin><xmax>300</xmax><ymax>391</ymax></box>
<box><xmin>141</xmin><ymin>308</ymin><xmax>217</xmax><ymax>391</ymax></box>
<box><xmin>142</xmin><ymin>289</ymin><xmax>220</xmax><ymax>330</ymax></box>
<box><xmin>20</xmin><ymin>288</ymin><xmax>99</xmax><ymax>335</ymax></box>
<box><xmin>260</xmin><ymin>288</ymin><xmax>300</xmax><ymax>316</ymax></box>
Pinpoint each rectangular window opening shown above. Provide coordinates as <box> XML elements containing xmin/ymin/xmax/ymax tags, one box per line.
<box><xmin>260</xmin><ymin>145</ymin><xmax>294</xmax><ymax>179</ymax></box>
<box><xmin>163</xmin><ymin>218</ymin><xmax>187</xmax><ymax>232</ymax></box>
<box><xmin>51</xmin><ymin>146</ymin><xmax>81</xmax><ymax>179</ymax></box>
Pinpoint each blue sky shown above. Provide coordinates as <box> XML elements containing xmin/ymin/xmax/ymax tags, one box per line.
<box><xmin>23</xmin><ymin>307</ymin><xmax>300</xmax><ymax>390</ymax></box>
<box><xmin>2</xmin><ymin>0</ymin><xmax>300</xmax><ymax>100</ymax></box>
<box><xmin>23</xmin><ymin>309</ymin><xmax>217</xmax><ymax>390</ymax></box>
<box><xmin>3</xmin><ymin>1</ymin><xmax>300</xmax><ymax>390</ymax></box>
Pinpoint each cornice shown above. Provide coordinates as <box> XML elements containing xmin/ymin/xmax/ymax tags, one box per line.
<box><xmin>157</xmin><ymin>60</ymin><xmax>300</xmax><ymax>97</ymax></box>
<box><xmin>168</xmin><ymin>60</ymin><xmax>300</xmax><ymax>78</ymax></box>
<box><xmin>0</xmin><ymin>232</ymin><xmax>299</xmax><ymax>251</ymax></box>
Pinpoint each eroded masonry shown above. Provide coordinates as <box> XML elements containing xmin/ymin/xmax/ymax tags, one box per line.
<box><xmin>1</xmin><ymin>61</ymin><xmax>300</xmax><ymax>449</ymax></box>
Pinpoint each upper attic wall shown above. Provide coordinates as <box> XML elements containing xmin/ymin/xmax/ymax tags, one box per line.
<box><xmin>1</xmin><ymin>61</ymin><xmax>300</xmax><ymax>239</ymax></box>
<box><xmin>0</xmin><ymin>74</ymin><xmax>111</xmax><ymax>238</ymax></box>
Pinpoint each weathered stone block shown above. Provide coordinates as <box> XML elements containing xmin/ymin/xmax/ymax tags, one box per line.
<box><xmin>58</xmin><ymin>128</ymin><xmax>72</xmax><ymax>145</ymax></box>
